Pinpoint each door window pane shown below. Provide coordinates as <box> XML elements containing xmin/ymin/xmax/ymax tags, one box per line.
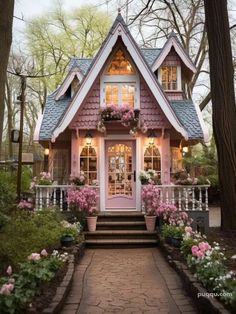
<box><xmin>108</xmin><ymin>144</ymin><xmax>132</xmax><ymax>197</ymax></box>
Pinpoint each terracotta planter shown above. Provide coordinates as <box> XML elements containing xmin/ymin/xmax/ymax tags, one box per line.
<box><xmin>87</xmin><ymin>216</ymin><xmax>97</xmax><ymax>232</ymax></box>
<box><xmin>145</xmin><ymin>215</ymin><xmax>157</xmax><ymax>232</ymax></box>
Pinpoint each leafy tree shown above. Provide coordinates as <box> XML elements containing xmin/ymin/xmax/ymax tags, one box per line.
<box><xmin>25</xmin><ymin>3</ymin><xmax>112</xmax><ymax>103</ymax></box>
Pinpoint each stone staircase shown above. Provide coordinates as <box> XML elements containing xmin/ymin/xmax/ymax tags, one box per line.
<box><xmin>84</xmin><ymin>211</ymin><xmax>158</xmax><ymax>248</ymax></box>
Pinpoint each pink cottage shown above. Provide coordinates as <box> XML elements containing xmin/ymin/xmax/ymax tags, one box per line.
<box><xmin>34</xmin><ymin>13</ymin><xmax>208</xmax><ymax>212</ymax></box>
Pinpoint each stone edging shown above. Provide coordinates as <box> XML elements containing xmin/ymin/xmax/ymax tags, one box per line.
<box><xmin>42</xmin><ymin>243</ymin><xmax>85</xmax><ymax>314</ymax></box>
<box><xmin>160</xmin><ymin>242</ymin><xmax>232</xmax><ymax>314</ymax></box>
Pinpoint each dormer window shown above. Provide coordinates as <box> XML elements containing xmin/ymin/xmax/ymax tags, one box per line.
<box><xmin>161</xmin><ymin>66</ymin><xmax>177</xmax><ymax>90</ymax></box>
<box><xmin>101</xmin><ymin>49</ymin><xmax>139</xmax><ymax>109</ymax></box>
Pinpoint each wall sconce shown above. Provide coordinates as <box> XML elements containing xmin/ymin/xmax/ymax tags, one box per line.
<box><xmin>44</xmin><ymin>148</ymin><xmax>50</xmax><ymax>156</ymax></box>
<box><xmin>85</xmin><ymin>131</ymin><xmax>93</xmax><ymax>146</ymax></box>
<box><xmin>148</xmin><ymin>130</ymin><xmax>156</xmax><ymax>146</ymax></box>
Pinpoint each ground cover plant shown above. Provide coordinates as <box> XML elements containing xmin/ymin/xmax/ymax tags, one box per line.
<box><xmin>0</xmin><ymin>249</ymin><xmax>68</xmax><ymax>313</ymax></box>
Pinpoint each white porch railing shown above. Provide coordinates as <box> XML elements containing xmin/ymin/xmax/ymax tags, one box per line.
<box><xmin>35</xmin><ymin>185</ymin><xmax>100</xmax><ymax>211</ymax></box>
<box><xmin>142</xmin><ymin>185</ymin><xmax>210</xmax><ymax>211</ymax></box>
<box><xmin>35</xmin><ymin>184</ymin><xmax>209</xmax><ymax>211</ymax></box>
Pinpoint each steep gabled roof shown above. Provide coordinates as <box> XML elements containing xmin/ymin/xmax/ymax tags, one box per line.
<box><xmin>55</xmin><ymin>69</ymin><xmax>83</xmax><ymax>101</ymax></box>
<box><xmin>151</xmin><ymin>32</ymin><xmax>197</xmax><ymax>74</ymax></box>
<box><xmin>170</xmin><ymin>100</ymin><xmax>207</xmax><ymax>141</ymax></box>
<box><xmin>68</xmin><ymin>58</ymin><xmax>93</xmax><ymax>75</ymax></box>
<box><xmin>50</xmin><ymin>13</ymin><xmax>188</xmax><ymax>141</ymax></box>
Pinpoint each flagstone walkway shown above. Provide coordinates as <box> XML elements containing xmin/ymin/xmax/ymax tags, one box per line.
<box><xmin>60</xmin><ymin>248</ymin><xmax>198</xmax><ymax>314</ymax></box>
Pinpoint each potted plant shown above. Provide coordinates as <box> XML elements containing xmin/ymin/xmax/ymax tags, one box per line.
<box><xmin>60</xmin><ymin>220</ymin><xmax>80</xmax><ymax>247</ymax></box>
<box><xmin>67</xmin><ymin>186</ymin><xmax>99</xmax><ymax>232</ymax></box>
<box><xmin>69</xmin><ymin>172</ymin><xmax>86</xmax><ymax>186</ymax></box>
<box><xmin>141</xmin><ymin>184</ymin><xmax>160</xmax><ymax>231</ymax></box>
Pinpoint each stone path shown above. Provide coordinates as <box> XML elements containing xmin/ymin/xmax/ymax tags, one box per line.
<box><xmin>60</xmin><ymin>248</ymin><xmax>198</xmax><ymax>314</ymax></box>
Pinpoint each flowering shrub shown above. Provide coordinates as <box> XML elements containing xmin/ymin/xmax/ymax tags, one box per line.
<box><xmin>60</xmin><ymin>220</ymin><xmax>81</xmax><ymax>238</ymax></box>
<box><xmin>31</xmin><ymin>172</ymin><xmax>52</xmax><ymax>188</ymax></box>
<box><xmin>168</xmin><ymin>211</ymin><xmax>193</xmax><ymax>227</ymax></box>
<box><xmin>156</xmin><ymin>203</ymin><xmax>177</xmax><ymax>219</ymax></box>
<box><xmin>67</xmin><ymin>186</ymin><xmax>99</xmax><ymax>216</ymax></box>
<box><xmin>97</xmin><ymin>105</ymin><xmax>145</xmax><ymax>137</ymax></box>
<box><xmin>141</xmin><ymin>184</ymin><xmax>160</xmax><ymax>215</ymax></box>
<box><xmin>161</xmin><ymin>224</ymin><xmax>184</xmax><ymax>239</ymax></box>
<box><xmin>70</xmin><ymin>172</ymin><xmax>86</xmax><ymax>186</ymax></box>
<box><xmin>0</xmin><ymin>249</ymin><xmax>66</xmax><ymax>313</ymax></box>
<box><xmin>139</xmin><ymin>169</ymin><xmax>161</xmax><ymax>185</ymax></box>
<box><xmin>17</xmin><ymin>199</ymin><xmax>34</xmax><ymax>210</ymax></box>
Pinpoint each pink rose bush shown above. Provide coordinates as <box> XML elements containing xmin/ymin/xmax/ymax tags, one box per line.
<box><xmin>17</xmin><ymin>199</ymin><xmax>33</xmax><ymax>210</ymax></box>
<box><xmin>156</xmin><ymin>203</ymin><xmax>177</xmax><ymax>219</ymax></box>
<box><xmin>67</xmin><ymin>186</ymin><xmax>99</xmax><ymax>215</ymax></box>
<box><xmin>141</xmin><ymin>184</ymin><xmax>161</xmax><ymax>215</ymax></box>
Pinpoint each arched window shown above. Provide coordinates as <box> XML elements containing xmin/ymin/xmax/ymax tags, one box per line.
<box><xmin>144</xmin><ymin>145</ymin><xmax>161</xmax><ymax>175</ymax></box>
<box><xmin>106</xmin><ymin>49</ymin><xmax>135</xmax><ymax>75</ymax></box>
<box><xmin>80</xmin><ymin>146</ymin><xmax>97</xmax><ymax>184</ymax></box>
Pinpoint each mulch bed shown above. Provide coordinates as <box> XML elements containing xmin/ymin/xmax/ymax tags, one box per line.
<box><xmin>27</xmin><ymin>262</ymin><xmax>68</xmax><ymax>313</ymax></box>
<box><xmin>207</xmin><ymin>228</ymin><xmax>236</xmax><ymax>272</ymax></box>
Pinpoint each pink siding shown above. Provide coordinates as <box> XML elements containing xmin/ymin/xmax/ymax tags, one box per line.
<box><xmin>70</xmin><ymin>79</ymin><xmax>100</xmax><ymax>129</ymax></box>
<box><xmin>162</xmin><ymin>49</ymin><xmax>181</xmax><ymax>66</ymax></box>
<box><xmin>166</xmin><ymin>92</ymin><xmax>183</xmax><ymax>100</ymax></box>
<box><xmin>140</xmin><ymin>79</ymin><xmax>171</xmax><ymax>129</ymax></box>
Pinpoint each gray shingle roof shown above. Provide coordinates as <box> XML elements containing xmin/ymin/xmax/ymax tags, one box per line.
<box><xmin>68</xmin><ymin>58</ymin><xmax>93</xmax><ymax>75</ymax></box>
<box><xmin>39</xmin><ymin>94</ymin><xmax>71</xmax><ymax>140</ymax></box>
<box><xmin>170</xmin><ymin>100</ymin><xmax>203</xmax><ymax>139</ymax></box>
<box><xmin>69</xmin><ymin>49</ymin><xmax>162</xmax><ymax>75</ymax></box>
<box><xmin>38</xmin><ymin>14</ymin><xmax>203</xmax><ymax>141</ymax></box>
<box><xmin>140</xmin><ymin>48</ymin><xmax>161</xmax><ymax>67</ymax></box>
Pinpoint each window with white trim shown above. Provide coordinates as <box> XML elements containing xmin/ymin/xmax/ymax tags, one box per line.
<box><xmin>80</xmin><ymin>146</ymin><xmax>97</xmax><ymax>184</ymax></box>
<box><xmin>101</xmin><ymin>49</ymin><xmax>139</xmax><ymax>109</ymax></box>
<box><xmin>159</xmin><ymin>65</ymin><xmax>181</xmax><ymax>91</ymax></box>
<box><xmin>144</xmin><ymin>145</ymin><xmax>161</xmax><ymax>175</ymax></box>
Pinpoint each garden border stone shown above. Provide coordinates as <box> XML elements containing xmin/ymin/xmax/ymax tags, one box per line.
<box><xmin>42</xmin><ymin>242</ymin><xmax>85</xmax><ymax>314</ymax></box>
<box><xmin>160</xmin><ymin>241</ymin><xmax>232</xmax><ymax>314</ymax></box>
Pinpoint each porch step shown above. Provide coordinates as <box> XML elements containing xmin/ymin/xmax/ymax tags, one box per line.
<box><xmin>85</xmin><ymin>238</ymin><xmax>158</xmax><ymax>248</ymax></box>
<box><xmin>84</xmin><ymin>230</ymin><xmax>157</xmax><ymax>240</ymax></box>
<box><xmin>96</xmin><ymin>221</ymin><xmax>146</xmax><ymax>230</ymax></box>
<box><xmin>98</xmin><ymin>212</ymin><xmax>145</xmax><ymax>222</ymax></box>
<box><xmin>84</xmin><ymin>211</ymin><xmax>158</xmax><ymax>248</ymax></box>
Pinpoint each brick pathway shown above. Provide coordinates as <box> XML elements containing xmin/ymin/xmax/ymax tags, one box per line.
<box><xmin>60</xmin><ymin>248</ymin><xmax>198</xmax><ymax>314</ymax></box>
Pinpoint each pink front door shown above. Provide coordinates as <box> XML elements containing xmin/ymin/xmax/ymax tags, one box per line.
<box><xmin>105</xmin><ymin>140</ymin><xmax>136</xmax><ymax>210</ymax></box>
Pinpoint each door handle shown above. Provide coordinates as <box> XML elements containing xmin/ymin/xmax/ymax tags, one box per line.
<box><xmin>133</xmin><ymin>170</ymin><xmax>136</xmax><ymax>182</ymax></box>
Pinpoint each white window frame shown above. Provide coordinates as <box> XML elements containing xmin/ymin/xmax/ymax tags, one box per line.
<box><xmin>158</xmin><ymin>65</ymin><xmax>181</xmax><ymax>91</ymax></box>
<box><xmin>100</xmin><ymin>50</ymin><xmax>140</xmax><ymax>109</ymax></box>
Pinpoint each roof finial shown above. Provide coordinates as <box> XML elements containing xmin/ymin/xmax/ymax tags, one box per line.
<box><xmin>118</xmin><ymin>7</ymin><xmax>121</xmax><ymax>14</ymax></box>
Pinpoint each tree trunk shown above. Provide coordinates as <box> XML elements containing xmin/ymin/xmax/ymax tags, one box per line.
<box><xmin>204</xmin><ymin>0</ymin><xmax>236</xmax><ymax>230</ymax></box>
<box><xmin>0</xmin><ymin>0</ymin><xmax>15</xmax><ymax>156</ymax></box>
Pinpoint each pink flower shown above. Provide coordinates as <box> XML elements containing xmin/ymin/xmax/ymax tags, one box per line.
<box><xmin>191</xmin><ymin>245</ymin><xmax>199</xmax><ymax>256</ymax></box>
<box><xmin>196</xmin><ymin>250</ymin><xmax>204</xmax><ymax>258</ymax></box>
<box><xmin>199</xmin><ymin>241</ymin><xmax>211</xmax><ymax>253</ymax></box>
<box><xmin>0</xmin><ymin>283</ymin><xmax>14</xmax><ymax>295</ymax></box>
<box><xmin>6</xmin><ymin>265</ymin><xmax>12</xmax><ymax>276</ymax></box>
<box><xmin>185</xmin><ymin>226</ymin><xmax>192</xmax><ymax>234</ymax></box>
<box><xmin>28</xmin><ymin>253</ymin><xmax>41</xmax><ymax>261</ymax></box>
<box><xmin>41</xmin><ymin>249</ymin><xmax>48</xmax><ymax>257</ymax></box>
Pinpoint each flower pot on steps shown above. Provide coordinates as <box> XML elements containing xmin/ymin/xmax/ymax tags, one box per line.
<box><xmin>87</xmin><ymin>216</ymin><xmax>97</xmax><ymax>232</ymax></box>
<box><xmin>145</xmin><ymin>215</ymin><xmax>157</xmax><ymax>232</ymax></box>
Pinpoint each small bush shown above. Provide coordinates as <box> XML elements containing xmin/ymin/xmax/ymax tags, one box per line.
<box><xmin>0</xmin><ymin>209</ymin><xmax>64</xmax><ymax>266</ymax></box>
<box><xmin>0</xmin><ymin>171</ymin><xmax>16</xmax><ymax>213</ymax></box>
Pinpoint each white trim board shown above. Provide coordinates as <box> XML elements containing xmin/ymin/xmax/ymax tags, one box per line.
<box><xmin>152</xmin><ymin>37</ymin><xmax>197</xmax><ymax>74</ymax></box>
<box><xmin>55</xmin><ymin>70</ymin><xmax>84</xmax><ymax>101</ymax></box>
<box><xmin>51</xmin><ymin>19</ymin><xmax>188</xmax><ymax>142</ymax></box>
